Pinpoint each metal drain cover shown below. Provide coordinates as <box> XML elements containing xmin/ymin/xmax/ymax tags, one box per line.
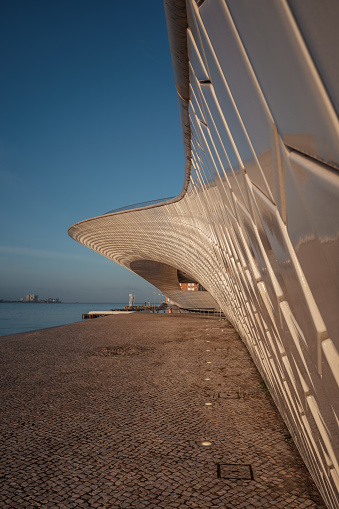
<box><xmin>217</xmin><ymin>463</ymin><xmax>254</xmax><ymax>480</ymax></box>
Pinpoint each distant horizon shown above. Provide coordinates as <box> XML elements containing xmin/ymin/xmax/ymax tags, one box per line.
<box><xmin>0</xmin><ymin>299</ymin><xmax>162</xmax><ymax>304</ymax></box>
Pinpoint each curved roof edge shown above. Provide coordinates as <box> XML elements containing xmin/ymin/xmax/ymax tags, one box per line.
<box><xmin>68</xmin><ymin>1</ymin><xmax>191</xmax><ymax>234</ymax></box>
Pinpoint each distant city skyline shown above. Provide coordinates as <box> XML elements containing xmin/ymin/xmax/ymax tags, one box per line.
<box><xmin>0</xmin><ymin>1</ymin><xmax>184</xmax><ymax>302</ymax></box>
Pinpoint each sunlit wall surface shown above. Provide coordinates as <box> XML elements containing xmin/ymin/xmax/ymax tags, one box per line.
<box><xmin>69</xmin><ymin>1</ymin><xmax>339</xmax><ymax>506</ymax></box>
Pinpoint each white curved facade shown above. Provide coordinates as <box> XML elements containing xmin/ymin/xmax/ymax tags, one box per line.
<box><xmin>69</xmin><ymin>1</ymin><xmax>339</xmax><ymax>506</ymax></box>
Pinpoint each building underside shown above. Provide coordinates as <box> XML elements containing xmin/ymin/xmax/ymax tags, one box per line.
<box><xmin>69</xmin><ymin>1</ymin><xmax>339</xmax><ymax>507</ymax></box>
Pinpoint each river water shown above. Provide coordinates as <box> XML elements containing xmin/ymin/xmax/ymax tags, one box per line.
<box><xmin>0</xmin><ymin>302</ymin><xmax>129</xmax><ymax>337</ymax></box>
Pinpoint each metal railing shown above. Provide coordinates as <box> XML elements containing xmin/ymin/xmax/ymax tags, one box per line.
<box><xmin>105</xmin><ymin>197</ymin><xmax>175</xmax><ymax>215</ymax></box>
<box><xmin>181</xmin><ymin>308</ymin><xmax>226</xmax><ymax>318</ymax></box>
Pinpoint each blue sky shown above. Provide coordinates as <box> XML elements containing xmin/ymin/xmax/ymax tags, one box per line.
<box><xmin>0</xmin><ymin>1</ymin><xmax>184</xmax><ymax>303</ymax></box>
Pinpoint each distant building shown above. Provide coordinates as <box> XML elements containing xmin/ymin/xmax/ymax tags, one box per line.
<box><xmin>26</xmin><ymin>294</ymin><xmax>38</xmax><ymax>302</ymax></box>
<box><xmin>179</xmin><ymin>282</ymin><xmax>201</xmax><ymax>291</ymax></box>
<box><xmin>40</xmin><ymin>298</ymin><xmax>61</xmax><ymax>303</ymax></box>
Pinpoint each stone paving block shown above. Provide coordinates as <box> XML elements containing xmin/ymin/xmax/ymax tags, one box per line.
<box><xmin>0</xmin><ymin>314</ymin><xmax>327</xmax><ymax>508</ymax></box>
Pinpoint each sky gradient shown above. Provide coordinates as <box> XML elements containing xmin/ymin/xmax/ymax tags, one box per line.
<box><xmin>0</xmin><ymin>1</ymin><xmax>185</xmax><ymax>303</ymax></box>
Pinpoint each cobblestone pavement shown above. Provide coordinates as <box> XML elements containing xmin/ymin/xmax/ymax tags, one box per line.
<box><xmin>0</xmin><ymin>314</ymin><xmax>326</xmax><ymax>508</ymax></box>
